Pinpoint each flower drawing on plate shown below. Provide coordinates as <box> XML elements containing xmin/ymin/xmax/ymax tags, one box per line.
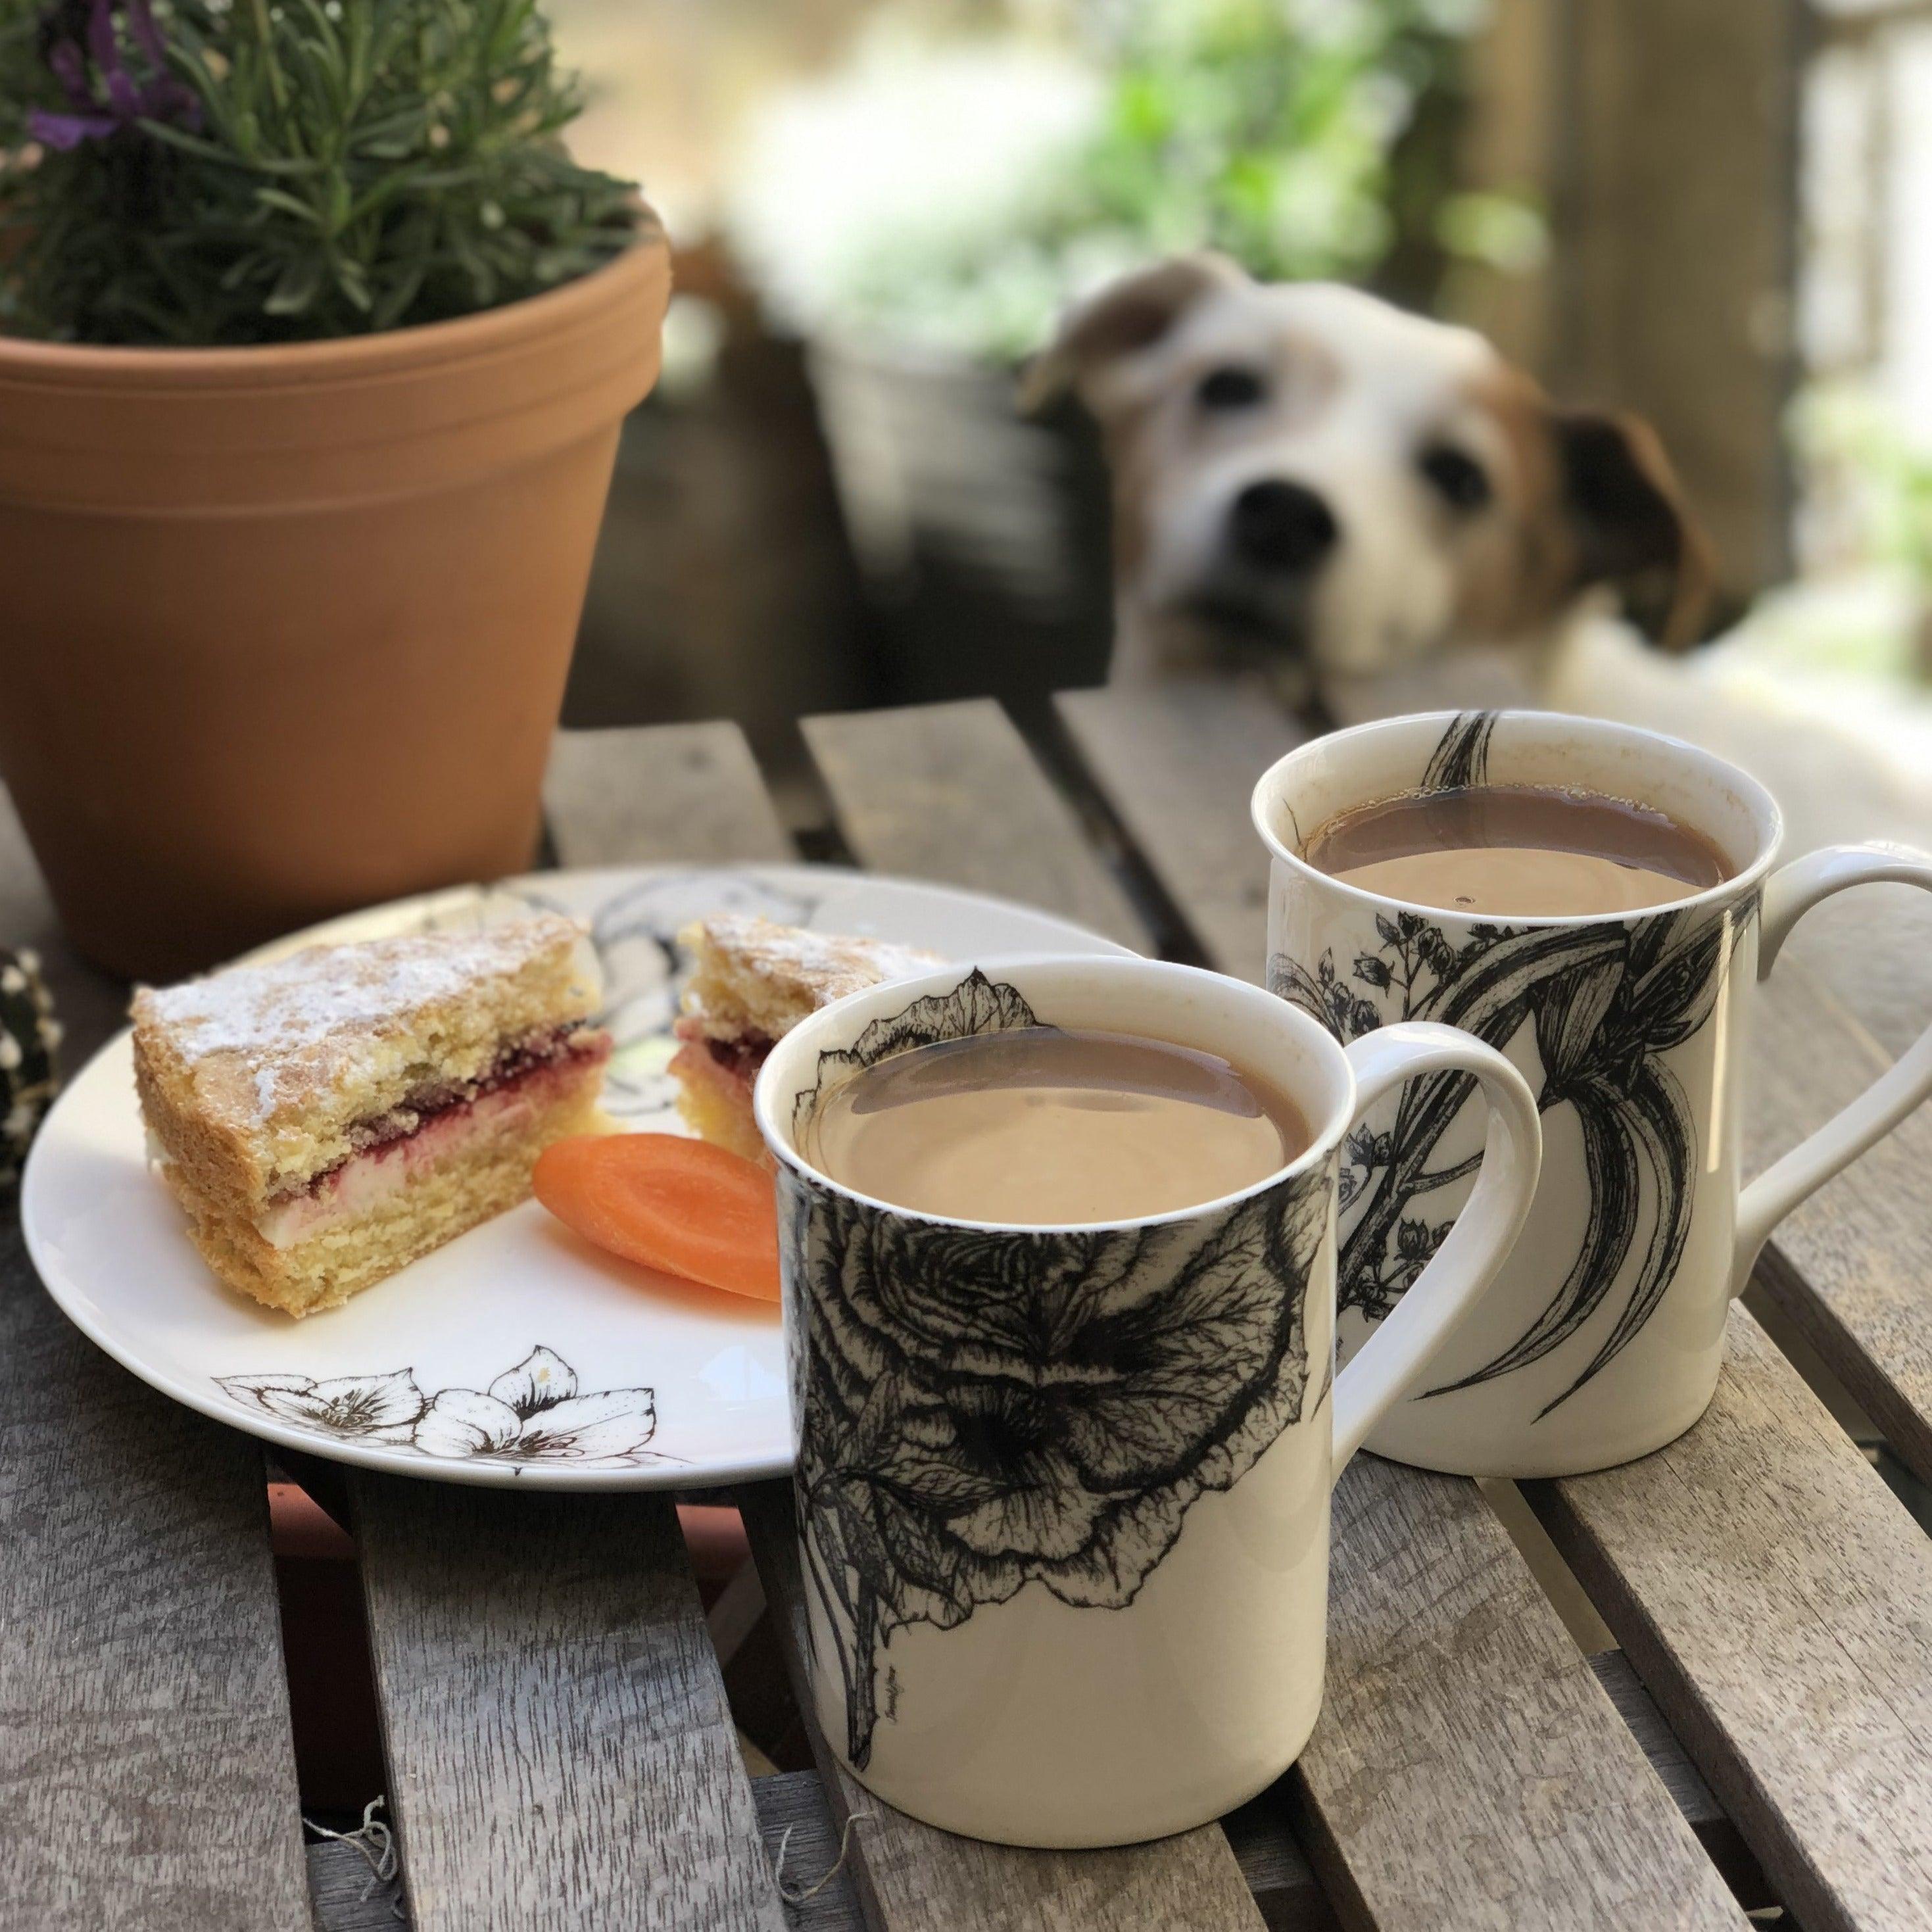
<box><xmin>216</xmin><ymin>1347</ymin><xmax>665</xmax><ymax>1468</ymax></box>
<box><xmin>781</xmin><ymin>971</ymin><xmax>1330</xmax><ymax>1768</ymax></box>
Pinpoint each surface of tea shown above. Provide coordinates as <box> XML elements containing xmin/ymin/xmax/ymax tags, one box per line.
<box><xmin>1303</xmin><ymin>783</ymin><xmax>1731</xmax><ymax>917</ymax></box>
<box><xmin>801</xmin><ymin>1025</ymin><xmax>1310</xmax><ymax>1224</ymax></box>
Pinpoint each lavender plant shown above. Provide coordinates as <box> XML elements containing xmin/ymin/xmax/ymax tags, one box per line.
<box><xmin>0</xmin><ymin>0</ymin><xmax>640</xmax><ymax>345</ymax></box>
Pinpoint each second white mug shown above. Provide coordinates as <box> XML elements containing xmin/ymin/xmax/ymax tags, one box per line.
<box><xmin>1253</xmin><ymin>708</ymin><xmax>1932</xmax><ymax>1478</ymax></box>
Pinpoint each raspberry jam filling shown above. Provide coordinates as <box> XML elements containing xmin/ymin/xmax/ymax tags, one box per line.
<box><xmin>260</xmin><ymin>1025</ymin><xmax>611</xmax><ymax>1243</ymax></box>
<box><xmin>671</xmin><ymin>1017</ymin><xmax>775</xmax><ymax>1091</ymax></box>
<box><xmin>702</xmin><ymin>1032</ymin><xmax>774</xmax><ymax>1082</ymax></box>
<box><xmin>339</xmin><ymin>1024</ymin><xmax>607</xmax><ymax>1159</ymax></box>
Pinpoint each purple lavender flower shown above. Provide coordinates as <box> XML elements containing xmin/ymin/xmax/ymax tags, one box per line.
<box><xmin>27</xmin><ymin>0</ymin><xmax>199</xmax><ymax>150</ymax></box>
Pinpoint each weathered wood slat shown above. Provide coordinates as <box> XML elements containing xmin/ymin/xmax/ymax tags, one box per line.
<box><xmin>1532</xmin><ymin>1305</ymin><xmax>1932</xmax><ymax>1932</ymax></box>
<box><xmin>1585</xmin><ymin>1652</ymin><xmax>1724</xmax><ymax>1834</ymax></box>
<box><xmin>1305</xmin><ymin>1457</ymin><xmax>1746</xmax><ymax>1930</ymax></box>
<box><xmin>544</xmin><ymin>722</ymin><xmax>794</xmax><ymax>867</ymax></box>
<box><xmin>1744</xmin><ymin>955</ymin><xmax>1932</xmax><ymax>1485</ymax></box>
<box><xmin>307</xmin><ymin>1767</ymin><xmax>867</xmax><ymax>1932</ymax></box>
<box><xmin>1051</xmin><ymin>685</ymin><xmax>1745</xmax><ymax>1929</ymax></box>
<box><xmin>0</xmin><ymin>792</ymin><xmax>311</xmax><ymax>1932</ymax></box>
<box><xmin>1055</xmin><ymin>681</ymin><xmax>1306</xmax><ymax>984</ymax></box>
<box><xmin>738</xmin><ymin>1483</ymin><xmax>1276</xmax><ymax>1932</ymax></box>
<box><xmin>1218</xmin><ymin>1797</ymin><xmax>1336</xmax><ymax>1932</ymax></box>
<box><xmin>1328</xmin><ymin>642</ymin><xmax>1932</xmax><ymax>1923</ymax></box>
<box><xmin>345</xmin><ymin>723</ymin><xmax>793</xmax><ymax>1932</ymax></box>
<box><xmin>735</xmin><ymin>1469</ymin><xmax>1744</xmax><ymax>1932</ymax></box>
<box><xmin>308</xmin><ymin>1839</ymin><xmax>412</xmax><ymax>1932</ymax></box>
<box><xmin>350</xmin><ymin>1481</ymin><xmax>786</xmax><ymax>1932</ymax></box>
<box><xmin>801</xmin><ymin>700</ymin><xmax>1150</xmax><ymax>950</ymax></box>
<box><xmin>750</xmin><ymin>1770</ymin><xmax>867</xmax><ymax>1932</ymax></box>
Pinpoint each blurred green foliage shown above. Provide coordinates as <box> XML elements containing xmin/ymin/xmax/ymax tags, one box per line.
<box><xmin>833</xmin><ymin>0</ymin><xmax>1541</xmax><ymax>357</ymax></box>
<box><xmin>1793</xmin><ymin>379</ymin><xmax>1932</xmax><ymax>586</ymax></box>
<box><xmin>0</xmin><ymin>0</ymin><xmax>639</xmax><ymax>345</ymax></box>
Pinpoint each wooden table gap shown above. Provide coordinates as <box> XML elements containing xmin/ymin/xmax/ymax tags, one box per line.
<box><xmin>1027</xmin><ymin>704</ymin><xmax>1216</xmax><ymax>965</ymax></box>
<box><xmin>262</xmin><ymin>1482</ymin><xmax>392</xmax><ymax>1826</ymax></box>
<box><xmin>1474</xmin><ymin>1477</ymin><xmax>1617</xmax><ymax>1654</ymax></box>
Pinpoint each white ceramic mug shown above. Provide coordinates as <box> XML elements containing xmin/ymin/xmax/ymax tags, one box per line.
<box><xmin>1253</xmin><ymin>709</ymin><xmax>1932</xmax><ymax>1479</ymax></box>
<box><xmin>754</xmin><ymin>955</ymin><xmax>1541</xmax><ymax>1846</ymax></box>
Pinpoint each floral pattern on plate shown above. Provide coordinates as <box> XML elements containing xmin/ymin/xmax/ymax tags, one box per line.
<box><xmin>216</xmin><ymin>1346</ymin><xmax>667</xmax><ymax>1468</ymax></box>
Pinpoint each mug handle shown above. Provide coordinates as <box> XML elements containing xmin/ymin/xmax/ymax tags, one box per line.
<box><xmin>1332</xmin><ymin>1023</ymin><xmax>1543</xmax><ymax>1478</ymax></box>
<box><xmin>1731</xmin><ymin>843</ymin><xmax>1932</xmax><ymax>1292</ymax></box>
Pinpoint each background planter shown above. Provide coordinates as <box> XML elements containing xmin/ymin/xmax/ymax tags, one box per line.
<box><xmin>806</xmin><ymin>334</ymin><xmax>1115</xmax><ymax>731</ymax></box>
<box><xmin>0</xmin><ymin>226</ymin><xmax>672</xmax><ymax>980</ymax></box>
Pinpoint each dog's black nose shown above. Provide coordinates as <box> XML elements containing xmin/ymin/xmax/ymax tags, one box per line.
<box><xmin>1228</xmin><ymin>479</ymin><xmax>1338</xmax><ymax>574</ymax></box>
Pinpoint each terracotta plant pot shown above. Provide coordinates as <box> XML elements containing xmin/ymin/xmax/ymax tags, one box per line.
<box><xmin>0</xmin><ymin>226</ymin><xmax>672</xmax><ymax>980</ymax></box>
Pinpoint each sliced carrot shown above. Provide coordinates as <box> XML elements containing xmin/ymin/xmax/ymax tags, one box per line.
<box><xmin>534</xmin><ymin>1134</ymin><xmax>781</xmax><ymax>1301</ymax></box>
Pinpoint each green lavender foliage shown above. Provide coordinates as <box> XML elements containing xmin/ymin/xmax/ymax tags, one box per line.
<box><xmin>0</xmin><ymin>0</ymin><xmax>641</xmax><ymax>345</ymax></box>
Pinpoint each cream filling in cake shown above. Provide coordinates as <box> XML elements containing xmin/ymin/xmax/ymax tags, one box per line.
<box><xmin>254</xmin><ymin>1025</ymin><xmax>610</xmax><ymax>1248</ymax></box>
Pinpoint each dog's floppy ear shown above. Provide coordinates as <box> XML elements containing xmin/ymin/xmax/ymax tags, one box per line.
<box><xmin>1021</xmin><ymin>252</ymin><xmax>1247</xmax><ymax>414</ymax></box>
<box><xmin>1555</xmin><ymin>409</ymin><xmax>1715</xmax><ymax>650</ymax></box>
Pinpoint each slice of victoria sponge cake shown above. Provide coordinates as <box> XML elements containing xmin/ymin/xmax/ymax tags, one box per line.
<box><xmin>133</xmin><ymin>915</ymin><xmax>611</xmax><ymax>1316</ymax></box>
<box><xmin>669</xmin><ymin>914</ymin><xmax>941</xmax><ymax>1161</ymax></box>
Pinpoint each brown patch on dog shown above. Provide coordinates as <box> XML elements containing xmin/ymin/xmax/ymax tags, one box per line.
<box><xmin>1555</xmin><ymin>408</ymin><xmax>1714</xmax><ymax>649</ymax></box>
<box><xmin>1020</xmin><ymin>253</ymin><xmax>1245</xmax><ymax>412</ymax></box>
<box><xmin>1464</xmin><ymin>369</ymin><xmax>1713</xmax><ymax>650</ymax></box>
<box><xmin>1457</xmin><ymin>366</ymin><xmax>1581</xmax><ymax>643</ymax></box>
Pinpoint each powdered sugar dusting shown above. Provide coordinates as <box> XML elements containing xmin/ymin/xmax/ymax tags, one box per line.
<box><xmin>689</xmin><ymin>915</ymin><xmax>941</xmax><ymax>1000</ymax></box>
<box><xmin>141</xmin><ymin>917</ymin><xmax>584</xmax><ymax>1119</ymax></box>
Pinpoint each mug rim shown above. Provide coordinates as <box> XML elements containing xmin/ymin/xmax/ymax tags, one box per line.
<box><xmin>753</xmin><ymin>952</ymin><xmax>1352</xmax><ymax>1237</ymax></box>
<box><xmin>1249</xmin><ymin>709</ymin><xmax>1785</xmax><ymax>930</ymax></box>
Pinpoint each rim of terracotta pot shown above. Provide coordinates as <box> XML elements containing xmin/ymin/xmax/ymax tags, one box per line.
<box><xmin>0</xmin><ymin>211</ymin><xmax>672</xmax><ymax>508</ymax></box>
<box><xmin>0</xmin><ymin>208</ymin><xmax>669</xmax><ymax>389</ymax></box>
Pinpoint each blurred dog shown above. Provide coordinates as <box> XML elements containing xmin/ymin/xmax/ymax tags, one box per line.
<box><xmin>1026</xmin><ymin>253</ymin><xmax>1711</xmax><ymax>696</ymax></box>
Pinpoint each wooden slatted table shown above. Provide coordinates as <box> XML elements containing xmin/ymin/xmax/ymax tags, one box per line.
<box><xmin>6</xmin><ymin>683</ymin><xmax>1932</xmax><ymax>1931</ymax></box>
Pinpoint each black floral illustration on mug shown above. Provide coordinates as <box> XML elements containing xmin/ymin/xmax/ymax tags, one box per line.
<box><xmin>781</xmin><ymin>971</ymin><xmax>1329</xmax><ymax>1768</ymax></box>
<box><xmin>1271</xmin><ymin>711</ymin><xmax>1756</xmax><ymax>1417</ymax></box>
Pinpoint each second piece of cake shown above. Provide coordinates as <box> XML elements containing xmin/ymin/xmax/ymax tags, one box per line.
<box><xmin>134</xmin><ymin>915</ymin><xmax>610</xmax><ymax>1316</ymax></box>
<box><xmin>670</xmin><ymin>915</ymin><xmax>941</xmax><ymax>1161</ymax></box>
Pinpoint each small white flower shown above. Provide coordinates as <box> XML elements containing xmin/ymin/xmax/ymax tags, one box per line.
<box><xmin>413</xmin><ymin>1388</ymin><xmax>522</xmax><ymax>1457</ymax></box>
<box><xmin>218</xmin><ymin>1368</ymin><xmax>425</xmax><ymax>1440</ymax></box>
<box><xmin>0</xmin><ymin>966</ymin><xmax>24</xmax><ymax>994</ymax></box>
<box><xmin>0</xmin><ymin>1034</ymin><xmax>20</xmax><ymax>1071</ymax></box>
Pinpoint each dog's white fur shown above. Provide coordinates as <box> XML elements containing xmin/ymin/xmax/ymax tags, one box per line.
<box><xmin>1028</xmin><ymin>254</ymin><xmax>1709</xmax><ymax>692</ymax></box>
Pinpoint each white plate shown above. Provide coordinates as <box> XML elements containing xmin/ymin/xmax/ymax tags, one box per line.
<box><xmin>22</xmin><ymin>864</ymin><xmax>1129</xmax><ymax>1490</ymax></box>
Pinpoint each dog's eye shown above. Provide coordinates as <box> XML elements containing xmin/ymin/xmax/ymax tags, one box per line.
<box><xmin>1419</xmin><ymin>445</ymin><xmax>1492</xmax><ymax>512</ymax></box>
<box><xmin>1197</xmin><ymin>366</ymin><xmax>1267</xmax><ymax>411</ymax></box>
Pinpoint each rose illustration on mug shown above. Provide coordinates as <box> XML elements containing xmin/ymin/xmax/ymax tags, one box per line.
<box><xmin>780</xmin><ymin>1081</ymin><xmax>1328</xmax><ymax>1766</ymax></box>
<box><xmin>756</xmin><ymin>955</ymin><xmax>1543</xmax><ymax>1846</ymax></box>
